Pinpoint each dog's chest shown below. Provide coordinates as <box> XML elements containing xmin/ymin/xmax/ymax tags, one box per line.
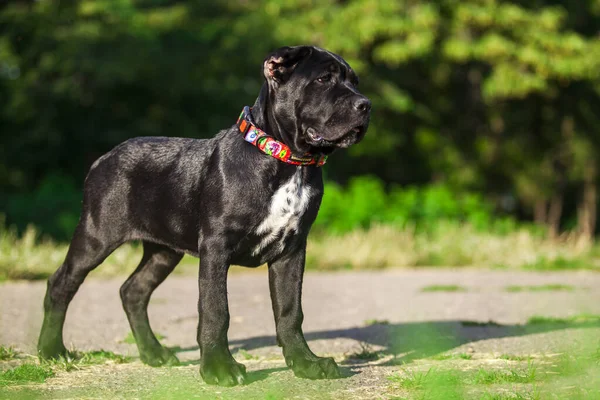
<box><xmin>252</xmin><ymin>170</ymin><xmax>312</xmax><ymax>256</ymax></box>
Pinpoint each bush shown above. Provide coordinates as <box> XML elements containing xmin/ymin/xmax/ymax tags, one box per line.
<box><xmin>315</xmin><ymin>176</ymin><xmax>388</xmax><ymax>233</ymax></box>
<box><xmin>3</xmin><ymin>174</ymin><xmax>81</xmax><ymax>241</ymax></box>
<box><xmin>315</xmin><ymin>176</ymin><xmax>515</xmax><ymax>234</ymax></box>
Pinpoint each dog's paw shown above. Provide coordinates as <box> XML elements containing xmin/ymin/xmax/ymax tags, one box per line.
<box><xmin>200</xmin><ymin>358</ymin><xmax>247</xmax><ymax>386</ymax></box>
<box><xmin>140</xmin><ymin>347</ymin><xmax>180</xmax><ymax>367</ymax></box>
<box><xmin>287</xmin><ymin>356</ymin><xmax>340</xmax><ymax>380</ymax></box>
<box><xmin>37</xmin><ymin>343</ymin><xmax>69</xmax><ymax>360</ymax></box>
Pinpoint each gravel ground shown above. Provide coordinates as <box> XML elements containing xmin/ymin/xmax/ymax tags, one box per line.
<box><xmin>1</xmin><ymin>268</ymin><xmax>599</xmax><ymax>399</ymax></box>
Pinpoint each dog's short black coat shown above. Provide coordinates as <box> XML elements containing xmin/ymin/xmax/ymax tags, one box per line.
<box><xmin>38</xmin><ymin>46</ymin><xmax>371</xmax><ymax>386</ymax></box>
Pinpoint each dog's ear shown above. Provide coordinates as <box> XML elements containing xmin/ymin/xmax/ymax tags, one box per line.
<box><xmin>263</xmin><ymin>46</ymin><xmax>311</xmax><ymax>85</ymax></box>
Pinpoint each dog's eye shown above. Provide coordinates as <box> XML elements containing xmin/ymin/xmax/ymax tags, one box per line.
<box><xmin>316</xmin><ymin>74</ymin><xmax>331</xmax><ymax>83</ymax></box>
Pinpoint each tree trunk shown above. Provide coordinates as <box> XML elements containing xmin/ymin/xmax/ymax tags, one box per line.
<box><xmin>547</xmin><ymin>195</ymin><xmax>563</xmax><ymax>239</ymax></box>
<box><xmin>533</xmin><ymin>199</ymin><xmax>547</xmax><ymax>226</ymax></box>
<box><xmin>577</xmin><ymin>164</ymin><xmax>597</xmax><ymax>242</ymax></box>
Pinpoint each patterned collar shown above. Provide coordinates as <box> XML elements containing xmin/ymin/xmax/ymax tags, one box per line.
<box><xmin>236</xmin><ymin>106</ymin><xmax>327</xmax><ymax>167</ymax></box>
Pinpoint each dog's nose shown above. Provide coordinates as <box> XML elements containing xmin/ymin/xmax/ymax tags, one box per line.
<box><xmin>353</xmin><ymin>97</ymin><xmax>371</xmax><ymax>113</ymax></box>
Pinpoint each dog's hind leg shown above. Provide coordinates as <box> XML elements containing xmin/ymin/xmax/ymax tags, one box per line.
<box><xmin>38</xmin><ymin>222</ymin><xmax>122</xmax><ymax>359</ymax></box>
<box><xmin>120</xmin><ymin>241</ymin><xmax>182</xmax><ymax>366</ymax></box>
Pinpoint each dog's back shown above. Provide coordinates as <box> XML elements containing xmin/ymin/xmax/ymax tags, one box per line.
<box><xmin>81</xmin><ymin>136</ymin><xmax>219</xmax><ymax>254</ymax></box>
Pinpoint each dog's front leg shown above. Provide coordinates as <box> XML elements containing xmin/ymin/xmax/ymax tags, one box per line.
<box><xmin>197</xmin><ymin>241</ymin><xmax>246</xmax><ymax>386</ymax></box>
<box><xmin>268</xmin><ymin>245</ymin><xmax>340</xmax><ymax>379</ymax></box>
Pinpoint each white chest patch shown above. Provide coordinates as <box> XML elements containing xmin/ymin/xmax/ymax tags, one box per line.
<box><xmin>252</xmin><ymin>170</ymin><xmax>312</xmax><ymax>256</ymax></box>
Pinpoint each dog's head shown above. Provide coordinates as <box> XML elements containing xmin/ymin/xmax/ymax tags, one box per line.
<box><xmin>260</xmin><ymin>46</ymin><xmax>371</xmax><ymax>155</ymax></box>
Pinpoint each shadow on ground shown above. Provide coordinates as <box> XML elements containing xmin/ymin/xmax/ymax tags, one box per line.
<box><xmin>173</xmin><ymin>319</ymin><xmax>600</xmax><ymax>367</ymax></box>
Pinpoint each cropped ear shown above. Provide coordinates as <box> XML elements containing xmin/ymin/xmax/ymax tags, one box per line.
<box><xmin>263</xmin><ymin>46</ymin><xmax>312</xmax><ymax>84</ymax></box>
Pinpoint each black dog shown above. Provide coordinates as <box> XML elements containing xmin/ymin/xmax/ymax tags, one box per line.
<box><xmin>38</xmin><ymin>45</ymin><xmax>371</xmax><ymax>386</ymax></box>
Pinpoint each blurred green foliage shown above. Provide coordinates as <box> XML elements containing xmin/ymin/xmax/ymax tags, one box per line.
<box><xmin>1</xmin><ymin>0</ymin><xmax>600</xmax><ymax>239</ymax></box>
<box><xmin>5</xmin><ymin>174</ymin><xmax>81</xmax><ymax>239</ymax></box>
<box><xmin>315</xmin><ymin>176</ymin><xmax>517</xmax><ymax>234</ymax></box>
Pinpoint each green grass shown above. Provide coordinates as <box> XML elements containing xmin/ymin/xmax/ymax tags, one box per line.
<box><xmin>387</xmin><ymin>338</ymin><xmax>600</xmax><ymax>399</ymax></box>
<box><xmin>122</xmin><ymin>331</ymin><xmax>165</xmax><ymax>344</ymax></box>
<box><xmin>0</xmin><ymin>346</ymin><xmax>18</xmax><ymax>361</ymax></box>
<box><xmin>498</xmin><ymin>354</ymin><xmax>533</xmax><ymax>362</ymax></box>
<box><xmin>1</xmin><ymin>336</ymin><xmax>598</xmax><ymax>399</ymax></box>
<box><xmin>385</xmin><ymin>326</ymin><xmax>600</xmax><ymax>399</ymax></box>
<box><xmin>0</xmin><ymin>350</ymin><xmax>129</xmax><ymax>387</ymax></box>
<box><xmin>505</xmin><ymin>284</ymin><xmax>575</xmax><ymax>292</ymax></box>
<box><xmin>387</xmin><ymin>369</ymin><xmax>451</xmax><ymax>389</ymax></box>
<box><xmin>421</xmin><ymin>284</ymin><xmax>467</xmax><ymax>292</ymax></box>
<box><xmin>235</xmin><ymin>349</ymin><xmax>259</xmax><ymax>361</ymax></box>
<box><xmin>527</xmin><ymin>314</ymin><xmax>600</xmax><ymax>325</ymax></box>
<box><xmin>41</xmin><ymin>350</ymin><xmax>131</xmax><ymax>372</ymax></box>
<box><xmin>387</xmin><ymin>364</ymin><xmax>539</xmax><ymax>399</ymax></box>
<box><xmin>430</xmin><ymin>352</ymin><xmax>473</xmax><ymax>361</ymax></box>
<box><xmin>73</xmin><ymin>350</ymin><xmax>131</xmax><ymax>365</ymax></box>
<box><xmin>473</xmin><ymin>364</ymin><xmax>537</xmax><ymax>384</ymax></box>
<box><xmin>388</xmin><ymin>368</ymin><xmax>464</xmax><ymax>399</ymax></box>
<box><xmin>0</xmin><ymin>364</ymin><xmax>54</xmax><ymax>386</ymax></box>
<box><xmin>523</xmin><ymin>256</ymin><xmax>592</xmax><ymax>271</ymax></box>
<box><xmin>389</xmin><ymin>364</ymin><xmax>537</xmax><ymax>387</ymax></box>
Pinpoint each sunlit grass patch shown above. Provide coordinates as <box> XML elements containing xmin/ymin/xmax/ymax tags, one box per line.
<box><xmin>2</xmin><ymin>219</ymin><xmax>599</xmax><ymax>280</ymax></box>
<box><xmin>505</xmin><ymin>284</ymin><xmax>575</xmax><ymax>292</ymax></box>
<box><xmin>0</xmin><ymin>218</ymin><xmax>198</xmax><ymax>281</ymax></box>
<box><xmin>0</xmin><ymin>346</ymin><xmax>18</xmax><ymax>361</ymax></box>
<box><xmin>421</xmin><ymin>284</ymin><xmax>467</xmax><ymax>292</ymax></box>
<box><xmin>388</xmin><ymin>368</ymin><xmax>460</xmax><ymax>389</ymax></box>
<box><xmin>0</xmin><ymin>223</ymin><xmax>68</xmax><ymax>280</ymax></box>
<box><xmin>0</xmin><ymin>364</ymin><xmax>54</xmax><ymax>386</ymax></box>
<box><xmin>388</xmin><ymin>368</ymin><xmax>464</xmax><ymax>399</ymax></box>
<box><xmin>430</xmin><ymin>353</ymin><xmax>473</xmax><ymax>361</ymax></box>
<box><xmin>305</xmin><ymin>223</ymin><xmax>598</xmax><ymax>270</ymax></box>
<box><xmin>523</xmin><ymin>257</ymin><xmax>592</xmax><ymax>271</ymax></box>
<box><xmin>235</xmin><ymin>349</ymin><xmax>259</xmax><ymax>361</ymax></box>
<box><xmin>41</xmin><ymin>350</ymin><xmax>131</xmax><ymax>372</ymax></box>
<box><xmin>42</xmin><ymin>356</ymin><xmax>81</xmax><ymax>373</ymax></box>
<box><xmin>473</xmin><ymin>363</ymin><xmax>537</xmax><ymax>384</ymax></box>
<box><xmin>527</xmin><ymin>314</ymin><xmax>600</xmax><ymax>325</ymax></box>
<box><xmin>537</xmin><ymin>342</ymin><xmax>600</xmax><ymax>399</ymax></box>
<box><xmin>0</xmin><ymin>221</ymin><xmax>142</xmax><ymax>280</ymax></box>
<box><xmin>387</xmin><ymin>364</ymin><xmax>540</xmax><ymax>399</ymax></box>
<box><xmin>74</xmin><ymin>350</ymin><xmax>131</xmax><ymax>365</ymax></box>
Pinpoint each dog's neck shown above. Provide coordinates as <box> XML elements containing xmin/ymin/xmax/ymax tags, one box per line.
<box><xmin>250</xmin><ymin>84</ymin><xmax>330</xmax><ymax>157</ymax></box>
<box><xmin>249</xmin><ymin>85</ymin><xmax>270</xmax><ymax>135</ymax></box>
<box><xmin>250</xmin><ymin>84</ymin><xmax>294</xmax><ymax>148</ymax></box>
<box><xmin>238</xmin><ymin>105</ymin><xmax>326</xmax><ymax>167</ymax></box>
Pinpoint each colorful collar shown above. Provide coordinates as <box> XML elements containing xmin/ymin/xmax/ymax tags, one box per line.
<box><xmin>236</xmin><ymin>106</ymin><xmax>327</xmax><ymax>167</ymax></box>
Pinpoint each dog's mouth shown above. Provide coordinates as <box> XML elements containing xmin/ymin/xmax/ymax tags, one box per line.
<box><xmin>307</xmin><ymin>128</ymin><xmax>324</xmax><ymax>143</ymax></box>
<box><xmin>306</xmin><ymin>126</ymin><xmax>365</xmax><ymax>148</ymax></box>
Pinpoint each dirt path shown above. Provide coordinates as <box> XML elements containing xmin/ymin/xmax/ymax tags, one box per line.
<box><xmin>1</xmin><ymin>269</ymin><xmax>600</xmax><ymax>399</ymax></box>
